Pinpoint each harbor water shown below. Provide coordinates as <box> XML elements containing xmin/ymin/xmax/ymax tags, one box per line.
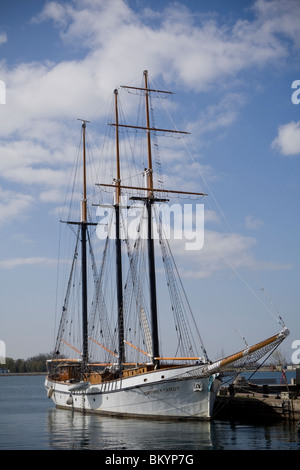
<box><xmin>0</xmin><ymin>374</ymin><xmax>299</xmax><ymax>451</ymax></box>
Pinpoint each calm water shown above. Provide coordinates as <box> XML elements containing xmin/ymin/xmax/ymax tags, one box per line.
<box><xmin>0</xmin><ymin>375</ymin><xmax>299</xmax><ymax>451</ymax></box>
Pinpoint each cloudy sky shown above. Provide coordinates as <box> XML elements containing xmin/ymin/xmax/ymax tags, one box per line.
<box><xmin>0</xmin><ymin>0</ymin><xmax>299</xmax><ymax>361</ymax></box>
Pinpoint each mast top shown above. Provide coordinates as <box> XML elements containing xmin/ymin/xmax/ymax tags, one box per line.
<box><xmin>99</xmin><ymin>72</ymin><xmax>203</xmax><ymax>200</ymax></box>
<box><xmin>77</xmin><ymin>118</ymin><xmax>90</xmax><ymax>223</ymax></box>
<box><xmin>77</xmin><ymin>118</ymin><xmax>90</xmax><ymax>127</ymax></box>
<box><xmin>120</xmin><ymin>70</ymin><xmax>174</xmax><ymax>96</ymax></box>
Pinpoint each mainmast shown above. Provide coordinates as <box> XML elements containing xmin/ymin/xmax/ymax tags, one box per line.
<box><xmin>143</xmin><ymin>70</ymin><xmax>160</xmax><ymax>366</ymax></box>
<box><xmin>114</xmin><ymin>89</ymin><xmax>125</xmax><ymax>369</ymax></box>
<box><xmin>144</xmin><ymin>70</ymin><xmax>154</xmax><ymax>195</ymax></box>
<box><xmin>79</xmin><ymin>119</ymin><xmax>89</xmax><ymax>372</ymax></box>
<box><xmin>97</xmin><ymin>71</ymin><xmax>206</xmax><ymax>367</ymax></box>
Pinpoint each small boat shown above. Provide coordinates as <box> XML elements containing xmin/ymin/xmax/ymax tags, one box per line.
<box><xmin>45</xmin><ymin>71</ymin><xmax>289</xmax><ymax>419</ymax></box>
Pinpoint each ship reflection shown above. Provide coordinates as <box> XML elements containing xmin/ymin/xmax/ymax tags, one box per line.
<box><xmin>46</xmin><ymin>407</ymin><xmax>215</xmax><ymax>450</ymax></box>
<box><xmin>46</xmin><ymin>406</ymin><xmax>300</xmax><ymax>450</ymax></box>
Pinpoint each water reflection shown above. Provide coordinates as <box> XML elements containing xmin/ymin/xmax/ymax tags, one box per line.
<box><xmin>46</xmin><ymin>408</ymin><xmax>214</xmax><ymax>450</ymax></box>
<box><xmin>215</xmin><ymin>420</ymin><xmax>300</xmax><ymax>450</ymax></box>
<box><xmin>46</xmin><ymin>407</ymin><xmax>300</xmax><ymax>450</ymax></box>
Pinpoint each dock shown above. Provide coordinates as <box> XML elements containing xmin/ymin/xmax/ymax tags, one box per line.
<box><xmin>213</xmin><ymin>374</ymin><xmax>300</xmax><ymax>422</ymax></box>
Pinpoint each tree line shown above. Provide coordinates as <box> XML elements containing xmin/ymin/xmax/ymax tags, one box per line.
<box><xmin>1</xmin><ymin>354</ymin><xmax>52</xmax><ymax>373</ymax></box>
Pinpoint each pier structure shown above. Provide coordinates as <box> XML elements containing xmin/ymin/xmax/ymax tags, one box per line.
<box><xmin>214</xmin><ymin>369</ymin><xmax>300</xmax><ymax>422</ymax></box>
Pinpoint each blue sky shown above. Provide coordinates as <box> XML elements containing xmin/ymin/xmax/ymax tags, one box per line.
<box><xmin>0</xmin><ymin>0</ymin><xmax>299</xmax><ymax>361</ymax></box>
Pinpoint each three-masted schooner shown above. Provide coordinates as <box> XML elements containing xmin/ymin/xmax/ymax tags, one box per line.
<box><xmin>45</xmin><ymin>71</ymin><xmax>289</xmax><ymax>419</ymax></box>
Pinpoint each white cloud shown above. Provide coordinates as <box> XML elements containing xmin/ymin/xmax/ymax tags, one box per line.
<box><xmin>272</xmin><ymin>121</ymin><xmax>300</xmax><ymax>156</ymax></box>
<box><xmin>245</xmin><ymin>215</ymin><xmax>264</xmax><ymax>230</ymax></box>
<box><xmin>1</xmin><ymin>58</ymin><xmax>105</xmax><ymax>137</ymax></box>
<box><xmin>251</xmin><ymin>0</ymin><xmax>300</xmax><ymax>47</ymax></box>
<box><xmin>188</xmin><ymin>93</ymin><xmax>246</xmax><ymax>139</ymax></box>
<box><xmin>26</xmin><ymin>0</ymin><xmax>300</xmax><ymax>96</ymax></box>
<box><xmin>39</xmin><ymin>189</ymin><xmax>66</xmax><ymax>203</ymax></box>
<box><xmin>0</xmin><ymin>187</ymin><xmax>35</xmax><ymax>227</ymax></box>
<box><xmin>32</xmin><ymin>1</ymin><xmax>71</xmax><ymax>28</ymax></box>
<box><xmin>0</xmin><ymin>257</ymin><xmax>58</xmax><ymax>270</ymax></box>
<box><xmin>0</xmin><ymin>138</ymin><xmax>79</xmax><ymax>192</ymax></box>
<box><xmin>165</xmin><ymin>228</ymin><xmax>290</xmax><ymax>279</ymax></box>
<box><xmin>1</xmin><ymin>0</ymin><xmax>298</xmax><ymax>142</ymax></box>
<box><xmin>0</xmin><ymin>32</ymin><xmax>7</xmax><ymax>45</ymax></box>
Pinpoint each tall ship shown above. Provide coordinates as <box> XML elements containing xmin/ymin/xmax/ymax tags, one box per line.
<box><xmin>45</xmin><ymin>71</ymin><xmax>289</xmax><ymax>419</ymax></box>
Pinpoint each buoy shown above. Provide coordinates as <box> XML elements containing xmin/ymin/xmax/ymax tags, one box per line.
<box><xmin>47</xmin><ymin>387</ymin><xmax>54</xmax><ymax>398</ymax></box>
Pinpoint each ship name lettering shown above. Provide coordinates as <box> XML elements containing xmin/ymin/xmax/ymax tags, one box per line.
<box><xmin>144</xmin><ymin>386</ymin><xmax>179</xmax><ymax>396</ymax></box>
<box><xmin>163</xmin><ymin>386</ymin><xmax>179</xmax><ymax>393</ymax></box>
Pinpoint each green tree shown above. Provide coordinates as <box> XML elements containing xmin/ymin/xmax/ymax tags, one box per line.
<box><xmin>268</xmin><ymin>348</ymin><xmax>288</xmax><ymax>367</ymax></box>
<box><xmin>1</xmin><ymin>353</ymin><xmax>53</xmax><ymax>373</ymax></box>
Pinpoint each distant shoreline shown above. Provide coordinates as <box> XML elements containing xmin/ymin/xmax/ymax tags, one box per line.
<box><xmin>0</xmin><ymin>372</ymin><xmax>47</xmax><ymax>376</ymax></box>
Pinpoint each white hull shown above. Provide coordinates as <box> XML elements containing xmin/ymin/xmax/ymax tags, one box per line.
<box><xmin>45</xmin><ymin>365</ymin><xmax>221</xmax><ymax>420</ymax></box>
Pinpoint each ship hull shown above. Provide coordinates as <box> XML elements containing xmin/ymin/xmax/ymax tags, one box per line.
<box><xmin>45</xmin><ymin>365</ymin><xmax>221</xmax><ymax>420</ymax></box>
